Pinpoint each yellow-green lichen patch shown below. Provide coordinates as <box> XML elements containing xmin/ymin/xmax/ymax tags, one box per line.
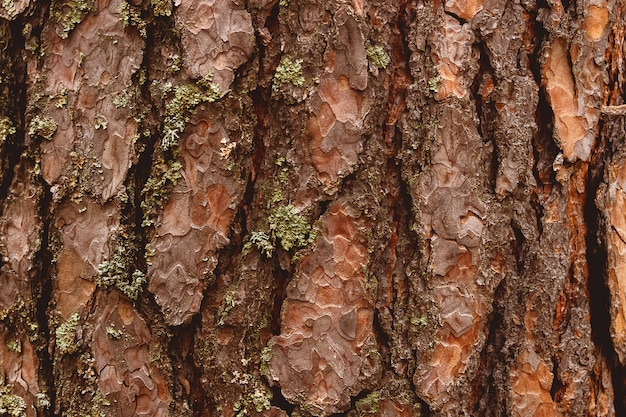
<box><xmin>55</xmin><ymin>312</ymin><xmax>80</xmax><ymax>355</ymax></box>
<box><xmin>140</xmin><ymin>154</ymin><xmax>183</xmax><ymax>227</ymax></box>
<box><xmin>366</xmin><ymin>45</ymin><xmax>389</xmax><ymax>69</ymax></box>
<box><xmin>96</xmin><ymin>230</ymin><xmax>146</xmax><ymax>300</ymax></box>
<box><xmin>28</xmin><ymin>115</ymin><xmax>57</xmax><ymax>140</ymax></box>
<box><xmin>151</xmin><ymin>0</ymin><xmax>171</xmax><ymax>16</ymax></box>
<box><xmin>244</xmin><ymin>231</ymin><xmax>274</xmax><ymax>258</ymax></box>
<box><xmin>268</xmin><ymin>204</ymin><xmax>312</xmax><ymax>252</ymax></box>
<box><xmin>0</xmin><ymin>386</ymin><xmax>26</xmax><ymax>417</ymax></box>
<box><xmin>161</xmin><ymin>75</ymin><xmax>225</xmax><ymax>150</ymax></box>
<box><xmin>273</xmin><ymin>57</ymin><xmax>304</xmax><ymax>92</ymax></box>
<box><xmin>117</xmin><ymin>1</ymin><xmax>146</xmax><ymax>38</ymax></box>
<box><xmin>0</xmin><ymin>116</ymin><xmax>16</xmax><ymax>144</ymax></box>
<box><xmin>50</xmin><ymin>0</ymin><xmax>93</xmax><ymax>39</ymax></box>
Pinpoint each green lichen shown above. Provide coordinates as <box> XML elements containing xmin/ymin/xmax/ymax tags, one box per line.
<box><xmin>161</xmin><ymin>75</ymin><xmax>225</xmax><ymax>150</ymax></box>
<box><xmin>50</xmin><ymin>0</ymin><xmax>93</xmax><ymax>39</ymax></box>
<box><xmin>140</xmin><ymin>154</ymin><xmax>183</xmax><ymax>227</ymax></box>
<box><xmin>279</xmin><ymin>0</ymin><xmax>289</xmax><ymax>6</ymax></box>
<box><xmin>410</xmin><ymin>315</ymin><xmax>428</xmax><ymax>326</ymax></box>
<box><xmin>0</xmin><ymin>386</ymin><xmax>26</xmax><ymax>417</ymax></box>
<box><xmin>94</xmin><ymin>116</ymin><xmax>107</xmax><ymax>130</ymax></box>
<box><xmin>6</xmin><ymin>339</ymin><xmax>20</xmax><ymax>353</ymax></box>
<box><xmin>118</xmin><ymin>1</ymin><xmax>146</xmax><ymax>38</ymax></box>
<box><xmin>2</xmin><ymin>0</ymin><xmax>16</xmax><ymax>16</ymax></box>
<box><xmin>0</xmin><ymin>117</ymin><xmax>16</xmax><ymax>144</ymax></box>
<box><xmin>105</xmin><ymin>324</ymin><xmax>123</xmax><ymax>339</ymax></box>
<box><xmin>55</xmin><ymin>312</ymin><xmax>80</xmax><ymax>355</ymax></box>
<box><xmin>151</xmin><ymin>0</ymin><xmax>171</xmax><ymax>16</ymax></box>
<box><xmin>366</xmin><ymin>45</ymin><xmax>389</xmax><ymax>69</ymax></box>
<box><xmin>259</xmin><ymin>345</ymin><xmax>272</xmax><ymax>377</ymax></box>
<box><xmin>245</xmin><ymin>231</ymin><xmax>274</xmax><ymax>258</ymax></box>
<box><xmin>428</xmin><ymin>75</ymin><xmax>441</xmax><ymax>93</ymax></box>
<box><xmin>355</xmin><ymin>391</ymin><xmax>381</xmax><ymax>416</ymax></box>
<box><xmin>273</xmin><ymin>57</ymin><xmax>304</xmax><ymax>92</ymax></box>
<box><xmin>218</xmin><ymin>290</ymin><xmax>237</xmax><ymax>325</ymax></box>
<box><xmin>28</xmin><ymin>115</ymin><xmax>57</xmax><ymax>140</ymax></box>
<box><xmin>268</xmin><ymin>204</ymin><xmax>311</xmax><ymax>251</ymax></box>
<box><xmin>96</xmin><ymin>236</ymin><xmax>146</xmax><ymax>300</ymax></box>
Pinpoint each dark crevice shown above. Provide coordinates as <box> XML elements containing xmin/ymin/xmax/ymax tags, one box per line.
<box><xmin>0</xmin><ymin>20</ymin><xmax>28</xmax><ymax>216</ymax></box>
<box><xmin>469</xmin><ymin>43</ymin><xmax>493</xmax><ymax>141</ymax></box>
<box><xmin>549</xmin><ymin>357</ymin><xmax>564</xmax><ymax>400</ymax></box>
<box><xmin>470</xmin><ymin>278</ymin><xmax>507</xmax><ymax>417</ymax></box>
<box><xmin>510</xmin><ymin>220</ymin><xmax>526</xmax><ymax>273</ymax></box>
<box><xmin>269</xmin><ymin>385</ymin><xmax>295</xmax><ymax>415</ymax></box>
<box><xmin>269</xmin><ymin>265</ymin><xmax>289</xmax><ymax>335</ymax></box>
<box><xmin>34</xmin><ymin>182</ymin><xmax>56</xmax><ymax>417</ymax></box>
<box><xmin>587</xmin><ymin>116</ymin><xmax>626</xmax><ymax>416</ymax></box>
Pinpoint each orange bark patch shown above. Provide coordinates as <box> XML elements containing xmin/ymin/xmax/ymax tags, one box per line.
<box><xmin>543</xmin><ymin>39</ymin><xmax>587</xmax><ymax>161</ymax></box>
<box><xmin>37</xmin><ymin>0</ymin><xmax>143</xmax><ymax>200</ymax></box>
<box><xmin>430</xmin><ymin>15</ymin><xmax>474</xmax><ymax>100</ymax></box>
<box><xmin>584</xmin><ymin>6</ymin><xmax>608</xmax><ymax>41</ymax></box>
<box><xmin>511</xmin><ymin>345</ymin><xmax>560</xmax><ymax>417</ymax></box>
<box><xmin>444</xmin><ymin>0</ymin><xmax>483</xmax><ymax>20</ymax></box>
<box><xmin>175</xmin><ymin>0</ymin><xmax>254</xmax><ymax>90</ymax></box>
<box><xmin>307</xmin><ymin>15</ymin><xmax>368</xmax><ymax>191</ymax></box>
<box><xmin>92</xmin><ymin>291</ymin><xmax>171</xmax><ymax>416</ymax></box>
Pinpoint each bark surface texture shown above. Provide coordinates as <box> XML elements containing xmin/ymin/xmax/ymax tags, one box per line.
<box><xmin>0</xmin><ymin>0</ymin><xmax>625</xmax><ymax>416</ymax></box>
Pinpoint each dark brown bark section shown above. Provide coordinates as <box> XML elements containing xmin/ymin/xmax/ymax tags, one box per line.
<box><xmin>0</xmin><ymin>0</ymin><xmax>625</xmax><ymax>416</ymax></box>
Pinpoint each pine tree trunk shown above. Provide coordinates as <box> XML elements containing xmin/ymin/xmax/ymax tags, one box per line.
<box><xmin>0</xmin><ymin>0</ymin><xmax>625</xmax><ymax>416</ymax></box>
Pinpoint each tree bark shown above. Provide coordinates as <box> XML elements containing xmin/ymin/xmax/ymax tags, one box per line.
<box><xmin>0</xmin><ymin>0</ymin><xmax>624</xmax><ymax>416</ymax></box>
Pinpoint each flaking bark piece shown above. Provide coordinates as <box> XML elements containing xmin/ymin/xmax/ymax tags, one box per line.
<box><xmin>0</xmin><ymin>158</ymin><xmax>42</xmax><ymax>314</ymax></box>
<box><xmin>175</xmin><ymin>0</ymin><xmax>255</xmax><ymax>91</ymax></box>
<box><xmin>36</xmin><ymin>0</ymin><xmax>144</xmax><ymax>201</ymax></box>
<box><xmin>148</xmin><ymin>109</ymin><xmax>246</xmax><ymax>325</ymax></box>
<box><xmin>92</xmin><ymin>291</ymin><xmax>171</xmax><ymax>416</ymax></box>
<box><xmin>306</xmin><ymin>10</ymin><xmax>369</xmax><ymax>193</ymax></box>
<box><xmin>52</xmin><ymin>198</ymin><xmax>119</xmax><ymax>319</ymax></box>
<box><xmin>267</xmin><ymin>201</ymin><xmax>381</xmax><ymax>416</ymax></box>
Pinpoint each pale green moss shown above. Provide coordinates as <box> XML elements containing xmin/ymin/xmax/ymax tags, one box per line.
<box><xmin>50</xmin><ymin>0</ymin><xmax>93</xmax><ymax>39</ymax></box>
<box><xmin>269</xmin><ymin>204</ymin><xmax>311</xmax><ymax>251</ymax></box>
<box><xmin>2</xmin><ymin>0</ymin><xmax>16</xmax><ymax>16</ymax></box>
<box><xmin>410</xmin><ymin>315</ymin><xmax>428</xmax><ymax>326</ymax></box>
<box><xmin>273</xmin><ymin>57</ymin><xmax>304</xmax><ymax>92</ymax></box>
<box><xmin>259</xmin><ymin>345</ymin><xmax>272</xmax><ymax>377</ymax></box>
<box><xmin>0</xmin><ymin>386</ymin><xmax>26</xmax><ymax>417</ymax></box>
<box><xmin>28</xmin><ymin>115</ymin><xmax>57</xmax><ymax>140</ymax></box>
<box><xmin>6</xmin><ymin>339</ymin><xmax>20</xmax><ymax>352</ymax></box>
<box><xmin>55</xmin><ymin>312</ymin><xmax>80</xmax><ymax>355</ymax></box>
<box><xmin>94</xmin><ymin>116</ymin><xmax>107</xmax><ymax>130</ymax></box>
<box><xmin>218</xmin><ymin>290</ymin><xmax>237</xmax><ymax>325</ymax></box>
<box><xmin>355</xmin><ymin>390</ymin><xmax>381</xmax><ymax>415</ymax></box>
<box><xmin>366</xmin><ymin>45</ymin><xmax>389</xmax><ymax>69</ymax></box>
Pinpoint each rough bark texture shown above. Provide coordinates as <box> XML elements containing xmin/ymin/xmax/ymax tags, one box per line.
<box><xmin>0</xmin><ymin>0</ymin><xmax>625</xmax><ymax>416</ymax></box>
